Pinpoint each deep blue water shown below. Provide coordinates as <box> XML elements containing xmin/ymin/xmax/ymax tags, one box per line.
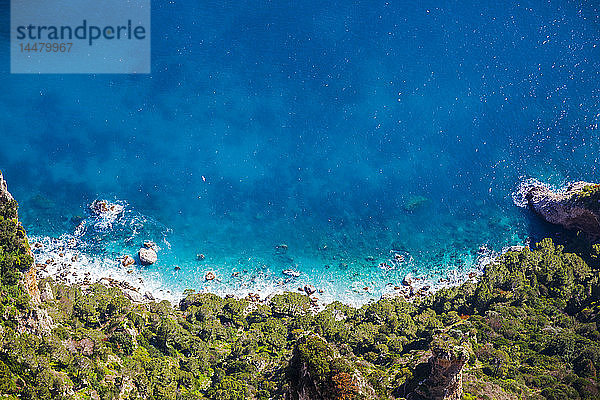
<box><xmin>1</xmin><ymin>1</ymin><xmax>599</xmax><ymax>303</ymax></box>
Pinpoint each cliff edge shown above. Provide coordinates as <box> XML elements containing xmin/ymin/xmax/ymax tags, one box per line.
<box><xmin>0</xmin><ymin>171</ymin><xmax>14</xmax><ymax>204</ymax></box>
<box><xmin>0</xmin><ymin>171</ymin><xmax>41</xmax><ymax>306</ymax></box>
<box><xmin>526</xmin><ymin>181</ymin><xmax>600</xmax><ymax>238</ymax></box>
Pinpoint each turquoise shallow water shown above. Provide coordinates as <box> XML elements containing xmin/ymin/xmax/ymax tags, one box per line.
<box><xmin>1</xmin><ymin>1</ymin><xmax>599</xmax><ymax>304</ymax></box>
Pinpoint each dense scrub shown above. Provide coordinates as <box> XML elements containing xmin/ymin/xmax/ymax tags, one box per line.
<box><xmin>577</xmin><ymin>184</ymin><xmax>600</xmax><ymax>212</ymax></box>
<box><xmin>0</xmin><ymin>197</ymin><xmax>32</xmax><ymax>309</ymax></box>
<box><xmin>0</xmin><ymin>200</ymin><xmax>599</xmax><ymax>399</ymax></box>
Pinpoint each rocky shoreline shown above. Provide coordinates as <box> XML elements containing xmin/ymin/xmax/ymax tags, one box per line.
<box><xmin>23</xmin><ymin>197</ymin><xmax>498</xmax><ymax>312</ymax></box>
<box><xmin>27</xmin><ymin>230</ymin><xmax>495</xmax><ymax>314</ymax></box>
<box><xmin>524</xmin><ymin>180</ymin><xmax>600</xmax><ymax>238</ymax></box>
<box><xmin>9</xmin><ymin>171</ymin><xmax>577</xmax><ymax>313</ymax></box>
<box><xmin>29</xmin><ymin>234</ymin><xmax>166</xmax><ymax>304</ymax></box>
<box><xmin>15</xmin><ymin>175</ymin><xmax>600</xmax><ymax>311</ymax></box>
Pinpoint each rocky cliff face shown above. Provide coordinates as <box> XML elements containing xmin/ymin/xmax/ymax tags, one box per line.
<box><xmin>0</xmin><ymin>172</ymin><xmax>42</xmax><ymax>306</ymax></box>
<box><xmin>525</xmin><ymin>181</ymin><xmax>600</xmax><ymax>238</ymax></box>
<box><xmin>0</xmin><ymin>171</ymin><xmax>14</xmax><ymax>204</ymax></box>
<box><xmin>287</xmin><ymin>334</ymin><xmax>376</xmax><ymax>400</ymax></box>
<box><xmin>409</xmin><ymin>332</ymin><xmax>470</xmax><ymax>400</ymax></box>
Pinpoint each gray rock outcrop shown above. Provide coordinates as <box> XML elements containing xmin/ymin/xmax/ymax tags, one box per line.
<box><xmin>139</xmin><ymin>247</ymin><xmax>157</xmax><ymax>265</ymax></box>
<box><xmin>287</xmin><ymin>334</ymin><xmax>376</xmax><ymax>400</ymax></box>
<box><xmin>409</xmin><ymin>332</ymin><xmax>470</xmax><ymax>400</ymax></box>
<box><xmin>0</xmin><ymin>171</ymin><xmax>14</xmax><ymax>204</ymax></box>
<box><xmin>525</xmin><ymin>181</ymin><xmax>600</xmax><ymax>237</ymax></box>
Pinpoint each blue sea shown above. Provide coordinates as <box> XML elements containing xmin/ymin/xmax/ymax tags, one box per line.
<box><xmin>1</xmin><ymin>1</ymin><xmax>599</xmax><ymax>304</ymax></box>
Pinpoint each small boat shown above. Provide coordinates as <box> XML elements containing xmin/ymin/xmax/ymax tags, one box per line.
<box><xmin>282</xmin><ymin>269</ymin><xmax>300</xmax><ymax>277</ymax></box>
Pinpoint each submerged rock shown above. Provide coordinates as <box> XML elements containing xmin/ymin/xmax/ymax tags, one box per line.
<box><xmin>143</xmin><ymin>240</ymin><xmax>158</xmax><ymax>251</ymax></box>
<box><xmin>29</xmin><ymin>194</ymin><xmax>54</xmax><ymax>210</ymax></box>
<box><xmin>275</xmin><ymin>243</ymin><xmax>288</xmax><ymax>253</ymax></box>
<box><xmin>139</xmin><ymin>247</ymin><xmax>157</xmax><ymax>265</ymax></box>
<box><xmin>404</xmin><ymin>195</ymin><xmax>429</xmax><ymax>212</ymax></box>
<box><xmin>525</xmin><ymin>181</ymin><xmax>600</xmax><ymax>238</ymax></box>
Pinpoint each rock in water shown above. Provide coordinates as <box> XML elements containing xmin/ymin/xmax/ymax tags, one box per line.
<box><xmin>525</xmin><ymin>181</ymin><xmax>600</xmax><ymax>237</ymax></box>
<box><xmin>304</xmin><ymin>284</ymin><xmax>316</xmax><ymax>295</ymax></box>
<box><xmin>90</xmin><ymin>199</ymin><xmax>110</xmax><ymax>215</ymax></box>
<box><xmin>90</xmin><ymin>199</ymin><xmax>124</xmax><ymax>216</ymax></box>
<box><xmin>205</xmin><ymin>271</ymin><xmax>216</xmax><ymax>281</ymax></box>
<box><xmin>144</xmin><ymin>240</ymin><xmax>158</xmax><ymax>251</ymax></box>
<box><xmin>121</xmin><ymin>255</ymin><xmax>135</xmax><ymax>267</ymax></box>
<box><xmin>139</xmin><ymin>247</ymin><xmax>157</xmax><ymax>265</ymax></box>
<box><xmin>275</xmin><ymin>243</ymin><xmax>288</xmax><ymax>253</ymax></box>
<box><xmin>404</xmin><ymin>195</ymin><xmax>429</xmax><ymax>212</ymax></box>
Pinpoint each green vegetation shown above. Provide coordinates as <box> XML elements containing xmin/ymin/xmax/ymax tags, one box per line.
<box><xmin>0</xmin><ymin>197</ymin><xmax>32</xmax><ymax>316</ymax></box>
<box><xmin>0</xmin><ymin>198</ymin><xmax>599</xmax><ymax>399</ymax></box>
<box><xmin>576</xmin><ymin>184</ymin><xmax>600</xmax><ymax>212</ymax></box>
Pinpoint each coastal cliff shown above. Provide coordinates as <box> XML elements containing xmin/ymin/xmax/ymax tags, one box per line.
<box><xmin>526</xmin><ymin>181</ymin><xmax>600</xmax><ymax>238</ymax></box>
<box><xmin>0</xmin><ymin>172</ymin><xmax>14</xmax><ymax>204</ymax></box>
<box><xmin>411</xmin><ymin>333</ymin><xmax>470</xmax><ymax>400</ymax></box>
<box><xmin>0</xmin><ymin>174</ymin><xmax>599</xmax><ymax>399</ymax></box>
<box><xmin>0</xmin><ymin>172</ymin><xmax>48</xmax><ymax>335</ymax></box>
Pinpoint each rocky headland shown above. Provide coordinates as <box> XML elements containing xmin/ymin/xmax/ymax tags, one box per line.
<box><xmin>525</xmin><ymin>180</ymin><xmax>600</xmax><ymax>238</ymax></box>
